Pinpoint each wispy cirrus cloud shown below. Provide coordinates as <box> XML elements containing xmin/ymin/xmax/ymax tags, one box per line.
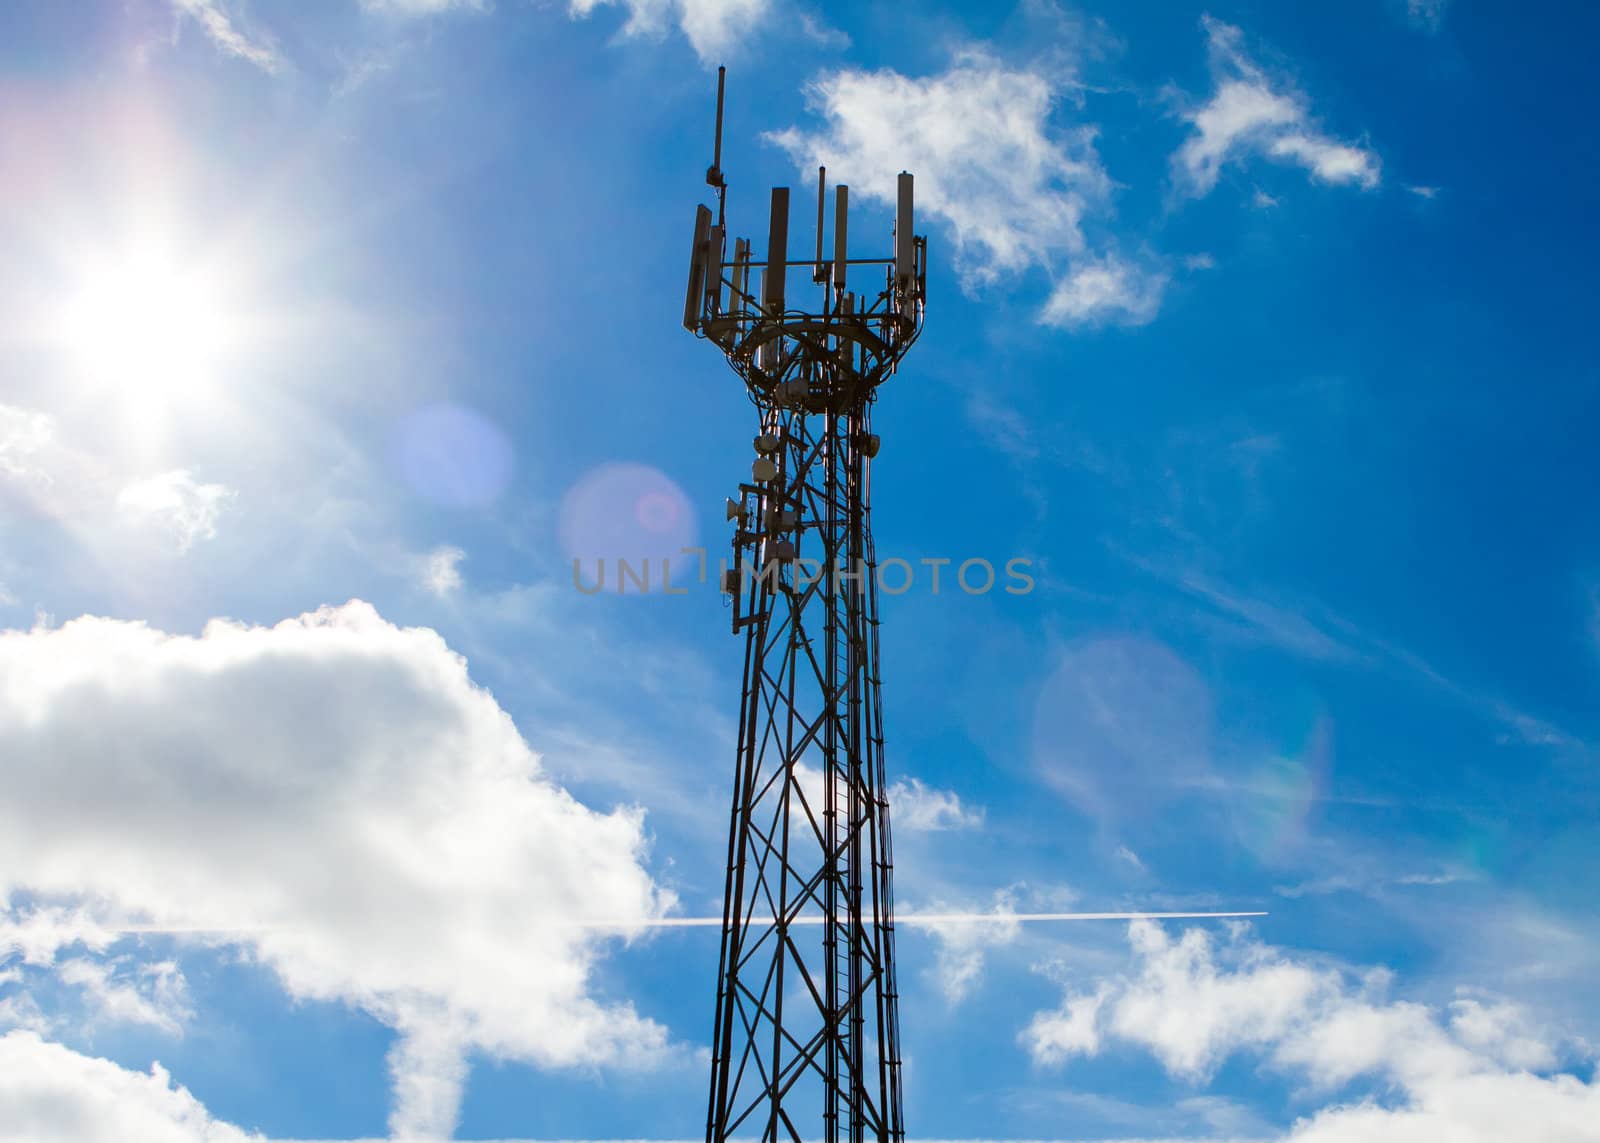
<box><xmin>1</xmin><ymin>405</ymin><xmax>236</xmax><ymax>553</ymax></box>
<box><xmin>1174</xmin><ymin>16</ymin><xmax>1380</xmax><ymax>196</ymax></box>
<box><xmin>167</xmin><ymin>0</ymin><xmax>281</xmax><ymax>74</ymax></box>
<box><xmin>55</xmin><ymin>958</ymin><xmax>191</xmax><ymax>1036</ymax></box>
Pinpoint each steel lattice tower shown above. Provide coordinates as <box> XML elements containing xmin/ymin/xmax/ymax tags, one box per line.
<box><xmin>683</xmin><ymin>70</ymin><xmax>926</xmax><ymax>1143</ymax></box>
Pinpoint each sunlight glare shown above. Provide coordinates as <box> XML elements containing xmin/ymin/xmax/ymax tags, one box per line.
<box><xmin>57</xmin><ymin>244</ymin><xmax>237</xmax><ymax>405</ymax></box>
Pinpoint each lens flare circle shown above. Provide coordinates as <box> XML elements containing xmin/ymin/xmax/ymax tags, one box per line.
<box><xmin>394</xmin><ymin>402</ymin><xmax>516</xmax><ymax>508</ymax></box>
<box><xmin>560</xmin><ymin>463</ymin><xmax>697</xmax><ymax>582</ymax></box>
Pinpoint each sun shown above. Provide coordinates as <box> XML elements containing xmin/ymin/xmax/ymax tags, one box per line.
<box><xmin>51</xmin><ymin>238</ymin><xmax>246</xmax><ymax>428</ymax></box>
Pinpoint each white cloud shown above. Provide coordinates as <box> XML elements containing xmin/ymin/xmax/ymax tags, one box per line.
<box><xmin>796</xmin><ymin>9</ymin><xmax>848</xmax><ymax>50</ymax></box>
<box><xmin>2</xmin><ymin>406</ymin><xmax>232</xmax><ymax>551</ymax></box>
<box><xmin>0</xmin><ymin>1030</ymin><xmax>258</xmax><ymax>1143</ymax></box>
<box><xmin>914</xmin><ymin>886</ymin><xmax>1051</xmax><ymax>1006</ymax></box>
<box><xmin>0</xmin><ymin>404</ymin><xmax>107</xmax><ymax>525</ymax></box>
<box><xmin>1447</xmin><ymin>996</ymin><xmax>1559</xmax><ymax>1072</ymax></box>
<box><xmin>56</xmin><ymin>958</ymin><xmax>192</xmax><ymax>1036</ymax></box>
<box><xmin>926</xmin><ymin>906</ymin><xmax>1021</xmax><ymax>1005</ymax></box>
<box><xmin>0</xmin><ymin>992</ymin><xmax>50</xmax><ymax>1036</ymax></box>
<box><xmin>0</xmin><ymin>903</ymin><xmax>116</xmax><ymax>967</ymax></box>
<box><xmin>0</xmin><ymin>602</ymin><xmax>675</xmax><ymax>1138</ymax></box>
<box><xmin>419</xmin><ymin>544</ymin><xmax>466</xmax><ymax>597</ymax></box>
<box><xmin>1025</xmin><ymin>921</ymin><xmax>1599</xmax><ymax>1142</ymax></box>
<box><xmin>1174</xmin><ymin>17</ymin><xmax>1380</xmax><ymax>196</ymax></box>
<box><xmin>1024</xmin><ymin>984</ymin><xmax>1108</xmax><ymax>1064</ymax></box>
<box><xmin>1114</xmin><ymin>844</ymin><xmax>1147</xmax><ymax>872</ymax></box>
<box><xmin>1040</xmin><ymin>253</ymin><xmax>1167</xmax><ymax>329</ymax></box>
<box><xmin>770</xmin><ymin>56</ymin><xmax>1104</xmax><ymax>284</ymax></box>
<box><xmin>569</xmin><ymin>0</ymin><xmax>769</xmax><ymax>64</ymax></box>
<box><xmin>889</xmin><ymin>777</ymin><xmax>984</xmax><ymax>831</ymax></box>
<box><xmin>769</xmin><ymin>56</ymin><xmax>1166</xmax><ymax>327</ymax></box>
<box><xmin>117</xmin><ymin>470</ymin><xmax>235</xmax><ymax>552</ymax></box>
<box><xmin>168</xmin><ymin>0</ymin><xmax>281</xmax><ymax>74</ymax></box>
<box><xmin>0</xmin><ymin>404</ymin><xmax>65</xmax><ymax>493</ymax></box>
<box><xmin>1109</xmin><ymin>922</ymin><xmax>1333</xmax><ymax>1079</ymax></box>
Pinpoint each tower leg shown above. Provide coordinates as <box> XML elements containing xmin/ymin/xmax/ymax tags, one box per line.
<box><xmin>706</xmin><ymin>394</ymin><xmax>903</xmax><ymax>1143</ymax></box>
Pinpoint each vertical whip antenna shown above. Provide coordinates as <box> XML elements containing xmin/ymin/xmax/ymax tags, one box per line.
<box><xmin>708</xmin><ymin>65</ymin><xmax>728</xmax><ymax>228</ymax></box>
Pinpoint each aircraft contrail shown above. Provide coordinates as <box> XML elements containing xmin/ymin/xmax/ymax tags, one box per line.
<box><xmin>586</xmin><ymin>910</ymin><xmax>1266</xmax><ymax>928</ymax></box>
<box><xmin>102</xmin><ymin>910</ymin><xmax>1264</xmax><ymax>935</ymax></box>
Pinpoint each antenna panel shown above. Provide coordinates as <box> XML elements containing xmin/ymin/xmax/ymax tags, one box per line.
<box><xmin>705</xmin><ymin>224</ymin><xmax>724</xmax><ymax>314</ymax></box>
<box><xmin>895</xmin><ymin>172</ymin><xmax>914</xmax><ymax>292</ymax></box>
<box><xmin>763</xmin><ymin>187</ymin><xmax>790</xmax><ymax>313</ymax></box>
<box><xmin>733</xmin><ymin>237</ymin><xmax>751</xmax><ymax>305</ymax></box>
<box><xmin>814</xmin><ymin>166</ymin><xmax>827</xmax><ymax>281</ymax></box>
<box><xmin>684</xmin><ymin>203</ymin><xmax>712</xmax><ymax>331</ymax></box>
<box><xmin>833</xmin><ymin>185</ymin><xmax>848</xmax><ymax>290</ymax></box>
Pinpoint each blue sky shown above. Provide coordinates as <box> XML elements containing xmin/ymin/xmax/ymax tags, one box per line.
<box><xmin>1</xmin><ymin>0</ymin><xmax>1598</xmax><ymax>1140</ymax></box>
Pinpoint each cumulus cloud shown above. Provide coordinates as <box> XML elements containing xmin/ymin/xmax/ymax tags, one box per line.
<box><xmin>1174</xmin><ymin>17</ymin><xmax>1380</xmax><ymax>196</ymax></box>
<box><xmin>117</xmin><ymin>470</ymin><xmax>235</xmax><ymax>551</ymax></box>
<box><xmin>0</xmin><ymin>1030</ymin><xmax>259</xmax><ymax>1143</ymax></box>
<box><xmin>0</xmin><ymin>602</ymin><xmax>675</xmax><ymax>1138</ymax></box>
<box><xmin>569</xmin><ymin>0</ymin><xmax>769</xmax><ymax>63</ymax></box>
<box><xmin>1024</xmin><ymin>921</ymin><xmax>1598</xmax><ymax>1142</ymax></box>
<box><xmin>168</xmin><ymin>1</ymin><xmax>281</xmax><ymax>74</ymax></box>
<box><xmin>889</xmin><ymin>777</ymin><xmax>984</xmax><ymax>831</ymax></box>
<box><xmin>769</xmin><ymin>55</ymin><xmax>1166</xmax><ymax>328</ymax></box>
<box><xmin>1024</xmin><ymin>984</ymin><xmax>1108</xmax><ymax>1064</ymax></box>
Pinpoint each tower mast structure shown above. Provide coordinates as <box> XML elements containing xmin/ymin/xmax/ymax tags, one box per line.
<box><xmin>683</xmin><ymin>68</ymin><xmax>927</xmax><ymax>1143</ymax></box>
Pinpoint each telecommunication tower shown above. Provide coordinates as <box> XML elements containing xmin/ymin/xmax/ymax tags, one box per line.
<box><xmin>682</xmin><ymin>69</ymin><xmax>926</xmax><ymax>1143</ymax></box>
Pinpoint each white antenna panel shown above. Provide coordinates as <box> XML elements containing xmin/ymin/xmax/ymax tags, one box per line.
<box><xmin>894</xmin><ymin>172</ymin><xmax>914</xmax><ymax>292</ymax></box>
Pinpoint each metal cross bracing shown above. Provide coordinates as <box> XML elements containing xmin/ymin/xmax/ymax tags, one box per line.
<box><xmin>712</xmin><ymin>405</ymin><xmax>901</xmax><ymax>1143</ymax></box>
<box><xmin>683</xmin><ymin>69</ymin><xmax>926</xmax><ymax>1143</ymax></box>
